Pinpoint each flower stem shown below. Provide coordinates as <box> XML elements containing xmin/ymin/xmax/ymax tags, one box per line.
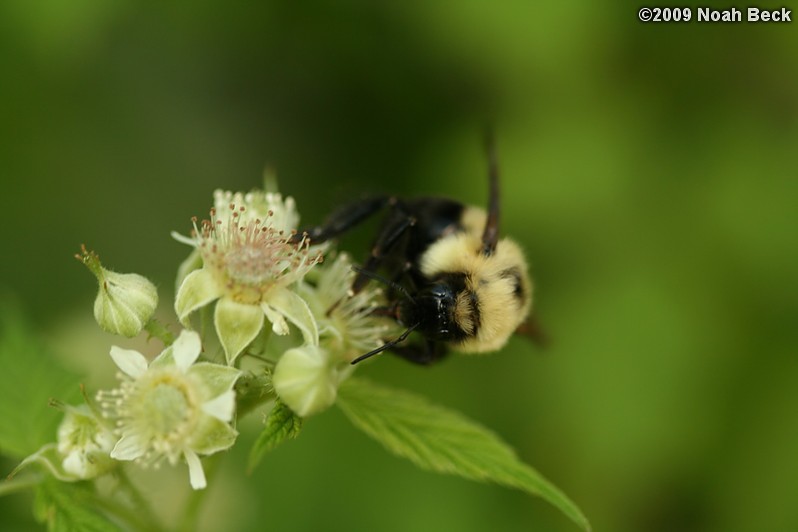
<box><xmin>235</xmin><ymin>370</ymin><xmax>276</xmax><ymax>418</ymax></box>
<box><xmin>0</xmin><ymin>475</ymin><xmax>41</xmax><ymax>496</ymax></box>
<box><xmin>177</xmin><ymin>454</ymin><xmax>221</xmax><ymax>532</ymax></box>
<box><xmin>116</xmin><ymin>468</ymin><xmax>162</xmax><ymax>531</ymax></box>
<box><xmin>144</xmin><ymin>318</ymin><xmax>176</xmax><ymax>346</ymax></box>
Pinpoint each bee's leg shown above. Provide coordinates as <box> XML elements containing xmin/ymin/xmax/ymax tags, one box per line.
<box><xmin>351</xmin><ymin>204</ymin><xmax>415</xmax><ymax>294</ymax></box>
<box><xmin>290</xmin><ymin>196</ymin><xmax>392</xmax><ymax>245</ymax></box>
<box><xmin>390</xmin><ymin>340</ymin><xmax>449</xmax><ymax>366</ymax></box>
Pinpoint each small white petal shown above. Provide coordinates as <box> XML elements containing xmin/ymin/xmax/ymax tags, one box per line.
<box><xmin>171</xmin><ymin>230</ymin><xmax>198</xmax><ymax>247</ymax></box>
<box><xmin>201</xmin><ymin>390</ymin><xmax>236</xmax><ymax>422</ymax></box>
<box><xmin>262</xmin><ymin>304</ymin><xmax>290</xmax><ymax>335</ymax></box>
<box><xmin>109</xmin><ymin>346</ymin><xmax>148</xmax><ymax>378</ymax></box>
<box><xmin>110</xmin><ymin>434</ymin><xmax>147</xmax><ymax>461</ymax></box>
<box><xmin>61</xmin><ymin>452</ymin><xmax>88</xmax><ymax>478</ymax></box>
<box><xmin>184</xmin><ymin>450</ymin><xmax>206</xmax><ymax>490</ymax></box>
<box><xmin>173</xmin><ymin>330</ymin><xmax>202</xmax><ymax>372</ymax></box>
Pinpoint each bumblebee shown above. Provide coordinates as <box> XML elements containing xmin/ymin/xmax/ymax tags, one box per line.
<box><xmin>292</xmin><ymin>133</ymin><xmax>534</xmax><ymax>365</ymax></box>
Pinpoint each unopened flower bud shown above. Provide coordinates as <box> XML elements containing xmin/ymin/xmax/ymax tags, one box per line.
<box><xmin>77</xmin><ymin>246</ymin><xmax>158</xmax><ymax>337</ymax></box>
<box><xmin>272</xmin><ymin>344</ymin><xmax>350</xmax><ymax>417</ymax></box>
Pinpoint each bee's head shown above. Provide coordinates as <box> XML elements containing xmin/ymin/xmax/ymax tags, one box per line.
<box><xmin>418</xmin><ymin>232</ymin><xmax>532</xmax><ymax>353</ymax></box>
<box><xmin>397</xmin><ymin>277</ymin><xmax>470</xmax><ymax>342</ymax></box>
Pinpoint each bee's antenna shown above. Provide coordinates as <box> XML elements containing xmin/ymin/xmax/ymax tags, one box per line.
<box><xmin>350</xmin><ymin>323</ymin><xmax>420</xmax><ymax>365</ymax></box>
<box><xmin>350</xmin><ymin>265</ymin><xmax>414</xmax><ymax>301</ymax></box>
<box><xmin>481</xmin><ymin>127</ymin><xmax>500</xmax><ymax>256</ymax></box>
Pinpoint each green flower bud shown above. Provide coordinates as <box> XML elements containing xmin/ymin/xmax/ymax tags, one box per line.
<box><xmin>77</xmin><ymin>246</ymin><xmax>158</xmax><ymax>337</ymax></box>
<box><xmin>272</xmin><ymin>344</ymin><xmax>352</xmax><ymax>417</ymax></box>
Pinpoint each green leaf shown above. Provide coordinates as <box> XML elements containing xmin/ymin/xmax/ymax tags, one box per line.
<box><xmin>34</xmin><ymin>479</ymin><xmax>122</xmax><ymax>532</ymax></box>
<box><xmin>0</xmin><ymin>310</ymin><xmax>81</xmax><ymax>458</ymax></box>
<box><xmin>337</xmin><ymin>377</ymin><xmax>591</xmax><ymax>532</ymax></box>
<box><xmin>247</xmin><ymin>398</ymin><xmax>303</xmax><ymax>473</ymax></box>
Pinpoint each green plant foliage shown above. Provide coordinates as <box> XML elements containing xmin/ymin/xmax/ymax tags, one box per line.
<box><xmin>0</xmin><ymin>311</ymin><xmax>80</xmax><ymax>459</ymax></box>
<box><xmin>247</xmin><ymin>398</ymin><xmax>303</xmax><ymax>473</ymax></box>
<box><xmin>34</xmin><ymin>479</ymin><xmax>120</xmax><ymax>532</ymax></box>
<box><xmin>337</xmin><ymin>377</ymin><xmax>591</xmax><ymax>532</ymax></box>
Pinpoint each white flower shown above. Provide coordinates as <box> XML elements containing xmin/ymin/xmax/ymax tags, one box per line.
<box><xmin>97</xmin><ymin>330</ymin><xmax>241</xmax><ymax>490</ymax></box>
<box><xmin>173</xmin><ymin>190</ymin><xmax>321</xmax><ymax>364</ymax></box>
<box><xmin>77</xmin><ymin>246</ymin><xmax>158</xmax><ymax>338</ymax></box>
<box><xmin>299</xmin><ymin>253</ymin><xmax>396</xmax><ymax>363</ymax></box>
<box><xmin>273</xmin><ymin>254</ymin><xmax>397</xmax><ymax>417</ymax></box>
<box><xmin>56</xmin><ymin>404</ymin><xmax>116</xmax><ymax>479</ymax></box>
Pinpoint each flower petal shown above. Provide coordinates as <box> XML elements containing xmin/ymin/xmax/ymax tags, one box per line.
<box><xmin>189</xmin><ymin>362</ymin><xmax>242</xmax><ymax>397</ymax></box>
<box><xmin>214</xmin><ymin>297</ymin><xmax>264</xmax><ymax>365</ymax></box>
<box><xmin>262</xmin><ymin>304</ymin><xmax>290</xmax><ymax>335</ymax></box>
<box><xmin>184</xmin><ymin>449</ymin><xmax>207</xmax><ymax>490</ymax></box>
<box><xmin>189</xmin><ymin>416</ymin><xmax>239</xmax><ymax>455</ymax></box>
<box><xmin>174</xmin><ymin>247</ymin><xmax>203</xmax><ymax>294</ymax></box>
<box><xmin>201</xmin><ymin>390</ymin><xmax>236</xmax><ymax>422</ymax></box>
<box><xmin>109</xmin><ymin>346</ymin><xmax>148</xmax><ymax>378</ymax></box>
<box><xmin>265</xmin><ymin>287</ymin><xmax>319</xmax><ymax>346</ymax></box>
<box><xmin>172</xmin><ymin>330</ymin><xmax>202</xmax><ymax>372</ymax></box>
<box><xmin>110</xmin><ymin>433</ymin><xmax>147</xmax><ymax>461</ymax></box>
<box><xmin>175</xmin><ymin>268</ymin><xmax>222</xmax><ymax>327</ymax></box>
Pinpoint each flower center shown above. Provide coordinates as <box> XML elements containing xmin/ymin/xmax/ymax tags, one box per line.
<box><xmin>223</xmin><ymin>229</ymin><xmax>292</xmax><ymax>286</ymax></box>
<box><xmin>125</xmin><ymin>370</ymin><xmax>199</xmax><ymax>451</ymax></box>
<box><xmin>143</xmin><ymin>381</ymin><xmax>191</xmax><ymax>436</ymax></box>
<box><xmin>196</xmin><ymin>205</ymin><xmax>322</xmax><ymax>305</ymax></box>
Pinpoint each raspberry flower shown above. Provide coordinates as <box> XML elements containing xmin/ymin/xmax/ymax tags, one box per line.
<box><xmin>273</xmin><ymin>253</ymin><xmax>395</xmax><ymax>416</ymax></box>
<box><xmin>97</xmin><ymin>330</ymin><xmax>241</xmax><ymax>489</ymax></box>
<box><xmin>174</xmin><ymin>190</ymin><xmax>322</xmax><ymax>364</ymax></box>
<box><xmin>10</xmin><ymin>402</ymin><xmax>117</xmax><ymax>483</ymax></box>
<box><xmin>301</xmin><ymin>253</ymin><xmax>397</xmax><ymax>363</ymax></box>
<box><xmin>57</xmin><ymin>403</ymin><xmax>117</xmax><ymax>479</ymax></box>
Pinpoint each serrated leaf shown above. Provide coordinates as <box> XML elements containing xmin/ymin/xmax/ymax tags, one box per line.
<box><xmin>0</xmin><ymin>310</ymin><xmax>81</xmax><ymax>458</ymax></box>
<box><xmin>34</xmin><ymin>479</ymin><xmax>121</xmax><ymax>532</ymax></box>
<box><xmin>247</xmin><ymin>398</ymin><xmax>303</xmax><ymax>473</ymax></box>
<box><xmin>337</xmin><ymin>377</ymin><xmax>591</xmax><ymax>532</ymax></box>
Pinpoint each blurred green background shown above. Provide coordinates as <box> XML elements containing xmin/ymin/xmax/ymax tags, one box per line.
<box><xmin>2</xmin><ymin>1</ymin><xmax>797</xmax><ymax>531</ymax></box>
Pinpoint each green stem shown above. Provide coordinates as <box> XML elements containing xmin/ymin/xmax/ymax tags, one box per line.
<box><xmin>0</xmin><ymin>476</ymin><xmax>41</xmax><ymax>496</ymax></box>
<box><xmin>92</xmin><ymin>494</ymin><xmax>163</xmax><ymax>532</ymax></box>
<box><xmin>116</xmin><ymin>468</ymin><xmax>162</xmax><ymax>531</ymax></box>
<box><xmin>235</xmin><ymin>371</ymin><xmax>277</xmax><ymax>418</ymax></box>
<box><xmin>144</xmin><ymin>318</ymin><xmax>175</xmax><ymax>346</ymax></box>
